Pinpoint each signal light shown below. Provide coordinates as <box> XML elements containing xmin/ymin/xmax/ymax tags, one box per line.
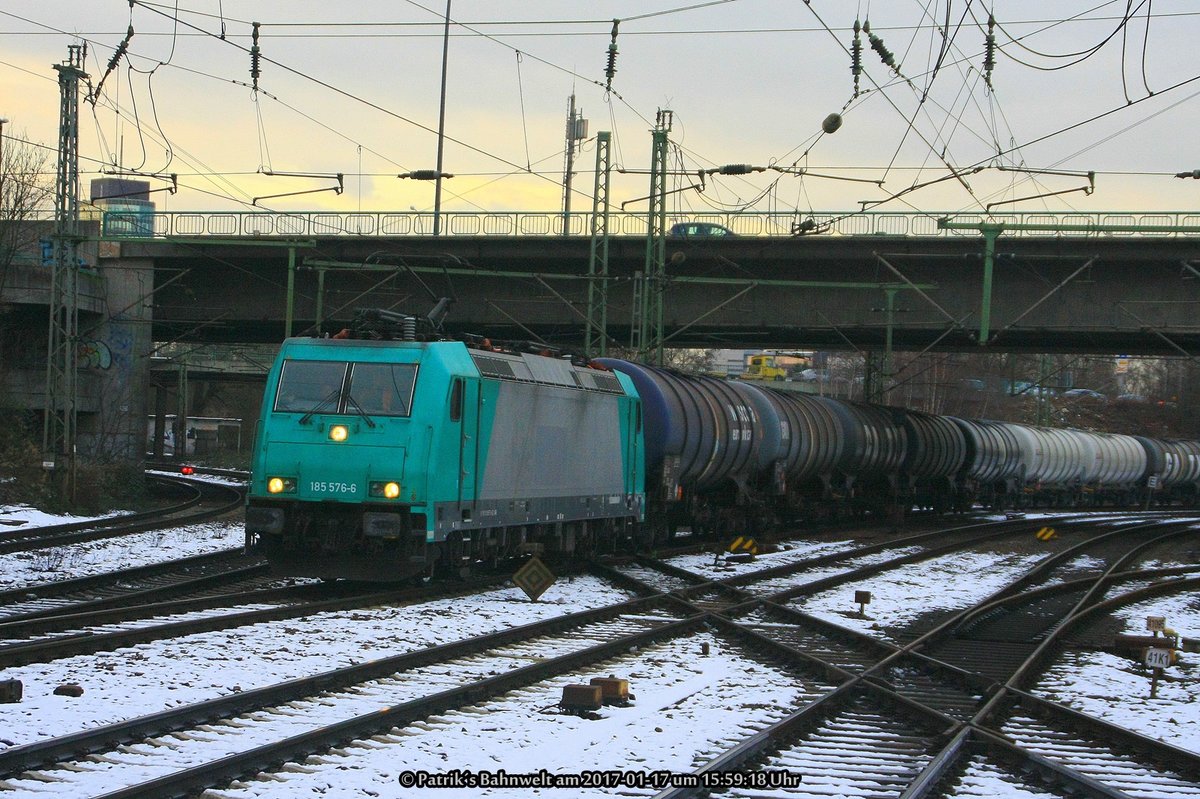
<box><xmin>180</xmin><ymin>465</ymin><xmax>195</xmax><ymax>475</ymax></box>
<box><xmin>329</xmin><ymin>425</ymin><xmax>349</xmax><ymax>442</ymax></box>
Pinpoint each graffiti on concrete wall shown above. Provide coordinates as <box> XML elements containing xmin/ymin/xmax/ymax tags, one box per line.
<box><xmin>78</xmin><ymin>339</ymin><xmax>112</xmax><ymax>369</ymax></box>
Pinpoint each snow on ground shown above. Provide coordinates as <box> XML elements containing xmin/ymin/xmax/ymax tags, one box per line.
<box><xmin>147</xmin><ymin>469</ymin><xmax>246</xmax><ymax>487</ymax></box>
<box><xmin>0</xmin><ymin>504</ymin><xmax>111</xmax><ymax>529</ymax></box>
<box><xmin>792</xmin><ymin>550</ymin><xmax>1047</xmax><ymax>641</ymax></box>
<box><xmin>949</xmin><ymin>756</ymin><xmax>1062</xmax><ymax>798</ymax></box>
<box><xmin>666</xmin><ymin>537</ymin><xmax>858</xmax><ymax>581</ymax></box>
<box><xmin>0</xmin><ymin>574</ymin><xmax>634</xmax><ymax>748</ymax></box>
<box><xmin>1035</xmin><ymin>590</ymin><xmax>1200</xmax><ymax>752</ymax></box>
<box><xmin>209</xmin><ymin>631</ymin><xmax>822</xmax><ymax>799</ymax></box>
<box><xmin>747</xmin><ymin>546</ymin><xmax>927</xmax><ymax>596</ymax></box>
<box><xmin>1</xmin><ymin>499</ymin><xmax>1196</xmax><ymax>794</ymax></box>
<box><xmin>0</xmin><ymin>521</ymin><xmax>243</xmax><ymax>592</ymax></box>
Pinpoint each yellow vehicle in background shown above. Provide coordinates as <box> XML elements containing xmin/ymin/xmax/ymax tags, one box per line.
<box><xmin>740</xmin><ymin>352</ymin><xmax>811</xmax><ymax>381</ymax></box>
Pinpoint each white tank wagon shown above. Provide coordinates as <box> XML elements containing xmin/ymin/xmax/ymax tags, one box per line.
<box><xmin>1080</xmin><ymin>432</ymin><xmax>1148</xmax><ymax>490</ymax></box>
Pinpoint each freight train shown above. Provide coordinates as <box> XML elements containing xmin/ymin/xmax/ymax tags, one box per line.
<box><xmin>244</xmin><ymin>310</ymin><xmax>1200</xmax><ymax>581</ymax></box>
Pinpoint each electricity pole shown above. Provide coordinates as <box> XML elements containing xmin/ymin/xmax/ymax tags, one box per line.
<box><xmin>433</xmin><ymin>0</ymin><xmax>451</xmax><ymax>236</ymax></box>
<box><xmin>632</xmin><ymin>109</ymin><xmax>671</xmax><ymax>365</ymax></box>
<box><xmin>43</xmin><ymin>45</ymin><xmax>87</xmax><ymax>500</ymax></box>
<box><xmin>585</xmin><ymin>131</ymin><xmax>612</xmax><ymax>357</ymax></box>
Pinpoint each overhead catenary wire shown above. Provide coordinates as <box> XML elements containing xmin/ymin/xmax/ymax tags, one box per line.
<box><xmin>127</xmin><ymin>0</ymin><xmax>588</xmax><ymax>194</ymax></box>
<box><xmin>6</xmin><ymin>2</ymin><xmax>1200</xmax><ymax>224</ymax></box>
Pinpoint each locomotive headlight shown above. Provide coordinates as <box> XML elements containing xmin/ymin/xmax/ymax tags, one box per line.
<box><xmin>329</xmin><ymin>424</ymin><xmax>349</xmax><ymax>442</ymax></box>
<box><xmin>267</xmin><ymin>476</ymin><xmax>297</xmax><ymax>494</ymax></box>
<box><xmin>369</xmin><ymin>481</ymin><xmax>402</xmax><ymax>499</ymax></box>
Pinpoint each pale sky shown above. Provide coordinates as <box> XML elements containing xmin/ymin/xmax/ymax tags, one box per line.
<box><xmin>4</xmin><ymin>1</ymin><xmax>1200</xmax><ymax>218</ymax></box>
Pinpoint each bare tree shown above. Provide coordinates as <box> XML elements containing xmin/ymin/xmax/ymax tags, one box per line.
<box><xmin>0</xmin><ymin>130</ymin><xmax>53</xmax><ymax>297</ymax></box>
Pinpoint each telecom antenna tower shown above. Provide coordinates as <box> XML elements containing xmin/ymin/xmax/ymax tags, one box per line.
<box><xmin>561</xmin><ymin>93</ymin><xmax>587</xmax><ymax>235</ymax></box>
<box><xmin>43</xmin><ymin>45</ymin><xmax>88</xmax><ymax>499</ymax></box>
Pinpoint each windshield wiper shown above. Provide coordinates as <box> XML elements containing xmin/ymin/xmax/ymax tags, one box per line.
<box><xmin>299</xmin><ymin>387</ymin><xmax>342</xmax><ymax>425</ymax></box>
<box><xmin>345</xmin><ymin>394</ymin><xmax>377</xmax><ymax>428</ymax></box>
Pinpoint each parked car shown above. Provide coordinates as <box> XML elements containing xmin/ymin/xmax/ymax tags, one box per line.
<box><xmin>1115</xmin><ymin>393</ymin><xmax>1147</xmax><ymax>403</ymax></box>
<box><xmin>669</xmin><ymin>222</ymin><xmax>736</xmax><ymax>238</ymax></box>
<box><xmin>1062</xmin><ymin>388</ymin><xmax>1107</xmax><ymax>401</ymax></box>
<box><xmin>798</xmin><ymin>368</ymin><xmax>830</xmax><ymax>382</ymax></box>
<box><xmin>1007</xmin><ymin>381</ymin><xmax>1056</xmax><ymax>398</ymax></box>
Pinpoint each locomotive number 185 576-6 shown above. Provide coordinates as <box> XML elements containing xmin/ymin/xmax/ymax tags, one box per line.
<box><xmin>310</xmin><ymin>481</ymin><xmax>358</xmax><ymax>494</ymax></box>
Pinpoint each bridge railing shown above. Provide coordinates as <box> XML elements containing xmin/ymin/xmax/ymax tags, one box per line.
<box><xmin>96</xmin><ymin>209</ymin><xmax>1200</xmax><ymax>239</ymax></box>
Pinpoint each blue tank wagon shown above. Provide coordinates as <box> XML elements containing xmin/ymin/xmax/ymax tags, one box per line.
<box><xmin>245</xmin><ymin>337</ymin><xmax>644</xmax><ymax>580</ymax></box>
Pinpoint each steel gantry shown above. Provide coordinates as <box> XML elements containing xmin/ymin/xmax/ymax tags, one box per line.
<box><xmin>632</xmin><ymin>110</ymin><xmax>672</xmax><ymax>365</ymax></box>
<box><xmin>42</xmin><ymin>45</ymin><xmax>88</xmax><ymax>499</ymax></box>
<box><xmin>584</xmin><ymin>131</ymin><xmax>612</xmax><ymax>358</ymax></box>
<box><xmin>937</xmin><ymin>216</ymin><xmax>1200</xmax><ymax>349</ymax></box>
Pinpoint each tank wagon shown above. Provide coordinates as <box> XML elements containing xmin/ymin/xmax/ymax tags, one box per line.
<box><xmin>245</xmin><ymin>311</ymin><xmax>1199</xmax><ymax>581</ymax></box>
<box><xmin>596</xmin><ymin>360</ymin><xmax>1197</xmax><ymax>533</ymax></box>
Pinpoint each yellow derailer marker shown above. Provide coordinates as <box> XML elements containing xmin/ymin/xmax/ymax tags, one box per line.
<box><xmin>1035</xmin><ymin>526</ymin><xmax>1057</xmax><ymax>541</ymax></box>
<box><xmin>728</xmin><ymin>536</ymin><xmax>759</xmax><ymax>555</ymax></box>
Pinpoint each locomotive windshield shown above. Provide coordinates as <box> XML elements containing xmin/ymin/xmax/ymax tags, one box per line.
<box><xmin>346</xmin><ymin>362</ymin><xmax>418</xmax><ymax>417</ymax></box>
<box><xmin>273</xmin><ymin>359</ymin><xmax>417</xmax><ymax>417</ymax></box>
<box><xmin>274</xmin><ymin>360</ymin><xmax>347</xmax><ymax>414</ymax></box>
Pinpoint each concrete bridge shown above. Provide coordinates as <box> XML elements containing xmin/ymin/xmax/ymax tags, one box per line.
<box><xmin>7</xmin><ymin>208</ymin><xmax>1200</xmax><ymax>463</ymax></box>
<box><xmin>101</xmin><ymin>209</ymin><xmax>1200</xmax><ymax>356</ymax></box>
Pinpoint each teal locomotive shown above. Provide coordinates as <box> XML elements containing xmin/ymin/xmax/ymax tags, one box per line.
<box><xmin>244</xmin><ymin>312</ymin><xmax>645</xmax><ymax>581</ymax></box>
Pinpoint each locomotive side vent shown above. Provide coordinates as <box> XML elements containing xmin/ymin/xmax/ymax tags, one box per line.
<box><xmin>472</xmin><ymin>355</ymin><xmax>518</xmax><ymax>379</ymax></box>
<box><xmin>589</xmin><ymin>372</ymin><xmax>624</xmax><ymax>394</ymax></box>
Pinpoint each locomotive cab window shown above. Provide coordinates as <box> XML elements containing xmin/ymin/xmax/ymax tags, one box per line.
<box><xmin>274</xmin><ymin>360</ymin><xmax>348</xmax><ymax>414</ymax></box>
<box><xmin>347</xmin><ymin>363</ymin><xmax>418</xmax><ymax>417</ymax></box>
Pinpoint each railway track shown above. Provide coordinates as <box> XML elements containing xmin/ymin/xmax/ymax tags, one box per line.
<box><xmin>0</xmin><ymin>476</ymin><xmax>243</xmax><ymax>556</ymax></box>
<box><xmin>0</xmin><ymin>513</ymin><xmax>1194</xmax><ymax>798</ymax></box>
<box><xmin>641</xmin><ymin>517</ymin><xmax>1200</xmax><ymax>798</ymax></box>
<box><xmin>0</xmin><ymin>592</ymin><xmax>693</xmax><ymax>797</ymax></box>
<box><xmin>0</xmin><ymin>569</ymin><xmax>525</xmax><ymax>668</ymax></box>
<box><xmin>0</xmin><ymin>549</ymin><xmax>262</xmax><ymax>624</ymax></box>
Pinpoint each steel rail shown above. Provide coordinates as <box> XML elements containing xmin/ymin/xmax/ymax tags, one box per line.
<box><xmin>0</xmin><ymin>476</ymin><xmax>201</xmax><ymax>541</ymax></box>
<box><xmin>0</xmin><ymin>573</ymin><xmax>513</xmax><ymax>668</ymax></box>
<box><xmin>92</xmin><ymin>616</ymin><xmax>705</xmax><ymax>799</ymax></box>
<box><xmin>0</xmin><ymin>591</ymin><xmax>685</xmax><ymax>781</ymax></box>
<box><xmin>0</xmin><ymin>561</ymin><xmax>268</xmax><ymax>629</ymax></box>
<box><xmin>0</xmin><ymin>548</ymin><xmax>247</xmax><ymax>607</ymax></box>
<box><xmin>0</xmin><ymin>478</ymin><xmax>244</xmax><ymax>555</ymax></box>
<box><xmin>634</xmin><ymin>518</ymin><xmax>1200</xmax><ymax>798</ymax></box>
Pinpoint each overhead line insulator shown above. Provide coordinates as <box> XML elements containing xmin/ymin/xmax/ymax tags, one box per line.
<box><xmin>89</xmin><ymin>25</ymin><xmax>134</xmax><ymax>105</ymax></box>
<box><xmin>983</xmin><ymin>13</ymin><xmax>997</xmax><ymax>90</ymax></box>
<box><xmin>604</xmin><ymin>19</ymin><xmax>620</xmax><ymax>92</ymax></box>
<box><xmin>851</xmin><ymin>19</ymin><xmax>863</xmax><ymax>97</ymax></box>
<box><xmin>250</xmin><ymin>21</ymin><xmax>262</xmax><ymax>91</ymax></box>
<box><xmin>863</xmin><ymin>20</ymin><xmax>899</xmax><ymax>76</ymax></box>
